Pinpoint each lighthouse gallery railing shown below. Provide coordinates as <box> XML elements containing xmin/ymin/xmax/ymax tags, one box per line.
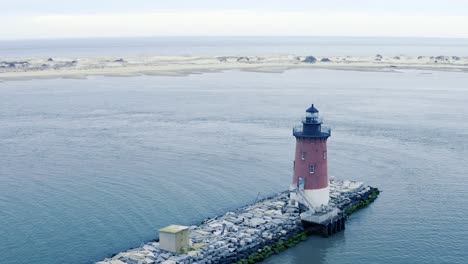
<box><xmin>293</xmin><ymin>125</ymin><xmax>331</xmax><ymax>136</ymax></box>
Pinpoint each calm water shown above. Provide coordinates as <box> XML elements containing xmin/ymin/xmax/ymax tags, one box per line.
<box><xmin>1</xmin><ymin>69</ymin><xmax>468</xmax><ymax>264</ymax></box>
<box><xmin>1</xmin><ymin>36</ymin><xmax>468</xmax><ymax>57</ymax></box>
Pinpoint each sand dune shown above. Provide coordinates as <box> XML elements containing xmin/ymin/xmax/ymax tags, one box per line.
<box><xmin>1</xmin><ymin>54</ymin><xmax>467</xmax><ymax>81</ymax></box>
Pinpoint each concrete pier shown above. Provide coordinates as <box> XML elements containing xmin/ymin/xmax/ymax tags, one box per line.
<box><xmin>97</xmin><ymin>178</ymin><xmax>379</xmax><ymax>264</ymax></box>
<box><xmin>301</xmin><ymin>212</ymin><xmax>345</xmax><ymax>238</ymax></box>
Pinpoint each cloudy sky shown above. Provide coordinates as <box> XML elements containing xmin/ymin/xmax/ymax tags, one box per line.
<box><xmin>2</xmin><ymin>0</ymin><xmax>468</xmax><ymax>39</ymax></box>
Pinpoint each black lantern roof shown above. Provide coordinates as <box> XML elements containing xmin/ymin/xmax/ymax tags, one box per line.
<box><xmin>305</xmin><ymin>104</ymin><xmax>319</xmax><ymax>113</ymax></box>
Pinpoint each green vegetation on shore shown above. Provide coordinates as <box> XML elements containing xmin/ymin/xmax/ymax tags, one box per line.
<box><xmin>234</xmin><ymin>232</ymin><xmax>309</xmax><ymax>264</ymax></box>
<box><xmin>344</xmin><ymin>188</ymin><xmax>380</xmax><ymax>217</ymax></box>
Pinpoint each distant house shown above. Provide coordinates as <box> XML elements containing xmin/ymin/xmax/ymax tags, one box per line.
<box><xmin>303</xmin><ymin>56</ymin><xmax>317</xmax><ymax>63</ymax></box>
<box><xmin>1</xmin><ymin>61</ymin><xmax>30</xmax><ymax>68</ymax></box>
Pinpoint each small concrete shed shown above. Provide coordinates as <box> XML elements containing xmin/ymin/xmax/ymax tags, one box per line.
<box><xmin>159</xmin><ymin>225</ymin><xmax>189</xmax><ymax>254</ymax></box>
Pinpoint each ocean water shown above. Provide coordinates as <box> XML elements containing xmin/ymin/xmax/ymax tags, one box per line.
<box><xmin>1</xmin><ymin>36</ymin><xmax>468</xmax><ymax>58</ymax></box>
<box><xmin>0</xmin><ymin>68</ymin><xmax>468</xmax><ymax>264</ymax></box>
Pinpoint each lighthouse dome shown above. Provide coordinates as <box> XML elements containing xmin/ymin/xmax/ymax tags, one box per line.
<box><xmin>305</xmin><ymin>104</ymin><xmax>319</xmax><ymax>113</ymax></box>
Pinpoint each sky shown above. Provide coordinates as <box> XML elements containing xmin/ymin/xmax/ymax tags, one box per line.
<box><xmin>2</xmin><ymin>0</ymin><xmax>468</xmax><ymax>39</ymax></box>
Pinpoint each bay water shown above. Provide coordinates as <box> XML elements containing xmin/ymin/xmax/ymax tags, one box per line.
<box><xmin>2</xmin><ymin>36</ymin><xmax>468</xmax><ymax>58</ymax></box>
<box><xmin>1</xmin><ymin>68</ymin><xmax>467</xmax><ymax>263</ymax></box>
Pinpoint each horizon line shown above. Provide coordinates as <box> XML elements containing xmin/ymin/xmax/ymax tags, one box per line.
<box><xmin>2</xmin><ymin>35</ymin><xmax>468</xmax><ymax>42</ymax></box>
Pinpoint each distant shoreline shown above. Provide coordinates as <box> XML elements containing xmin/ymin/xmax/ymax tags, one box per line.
<box><xmin>1</xmin><ymin>55</ymin><xmax>467</xmax><ymax>81</ymax></box>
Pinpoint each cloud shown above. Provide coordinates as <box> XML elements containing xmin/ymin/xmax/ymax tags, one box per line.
<box><xmin>2</xmin><ymin>11</ymin><xmax>468</xmax><ymax>39</ymax></box>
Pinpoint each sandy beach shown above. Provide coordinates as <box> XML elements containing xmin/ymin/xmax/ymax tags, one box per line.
<box><xmin>1</xmin><ymin>54</ymin><xmax>467</xmax><ymax>81</ymax></box>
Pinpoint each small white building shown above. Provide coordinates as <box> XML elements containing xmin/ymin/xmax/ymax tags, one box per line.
<box><xmin>159</xmin><ymin>225</ymin><xmax>189</xmax><ymax>254</ymax></box>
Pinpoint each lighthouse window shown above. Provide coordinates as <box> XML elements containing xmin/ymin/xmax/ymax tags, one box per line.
<box><xmin>309</xmin><ymin>165</ymin><xmax>315</xmax><ymax>174</ymax></box>
<box><xmin>301</xmin><ymin>152</ymin><xmax>306</xmax><ymax>160</ymax></box>
<box><xmin>323</xmin><ymin>151</ymin><xmax>327</xmax><ymax>160</ymax></box>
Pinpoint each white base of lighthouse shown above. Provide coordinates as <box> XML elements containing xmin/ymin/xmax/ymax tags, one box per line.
<box><xmin>303</xmin><ymin>187</ymin><xmax>330</xmax><ymax>208</ymax></box>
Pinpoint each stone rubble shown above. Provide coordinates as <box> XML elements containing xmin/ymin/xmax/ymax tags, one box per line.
<box><xmin>97</xmin><ymin>179</ymin><xmax>372</xmax><ymax>264</ymax></box>
<box><xmin>329</xmin><ymin>177</ymin><xmax>373</xmax><ymax>210</ymax></box>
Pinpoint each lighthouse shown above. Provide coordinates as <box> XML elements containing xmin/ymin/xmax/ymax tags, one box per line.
<box><xmin>292</xmin><ymin>104</ymin><xmax>331</xmax><ymax>209</ymax></box>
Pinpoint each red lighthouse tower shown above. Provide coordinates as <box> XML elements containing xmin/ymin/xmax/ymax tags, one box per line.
<box><xmin>292</xmin><ymin>104</ymin><xmax>331</xmax><ymax>208</ymax></box>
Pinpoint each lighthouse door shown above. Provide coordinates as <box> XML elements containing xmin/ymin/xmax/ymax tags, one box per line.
<box><xmin>298</xmin><ymin>177</ymin><xmax>305</xmax><ymax>191</ymax></box>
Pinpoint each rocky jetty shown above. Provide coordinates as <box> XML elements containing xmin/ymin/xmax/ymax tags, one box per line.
<box><xmin>97</xmin><ymin>179</ymin><xmax>378</xmax><ymax>264</ymax></box>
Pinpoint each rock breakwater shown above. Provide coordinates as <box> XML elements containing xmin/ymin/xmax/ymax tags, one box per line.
<box><xmin>97</xmin><ymin>179</ymin><xmax>379</xmax><ymax>264</ymax></box>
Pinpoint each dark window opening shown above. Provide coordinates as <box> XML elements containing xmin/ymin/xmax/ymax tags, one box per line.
<box><xmin>309</xmin><ymin>165</ymin><xmax>315</xmax><ymax>174</ymax></box>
